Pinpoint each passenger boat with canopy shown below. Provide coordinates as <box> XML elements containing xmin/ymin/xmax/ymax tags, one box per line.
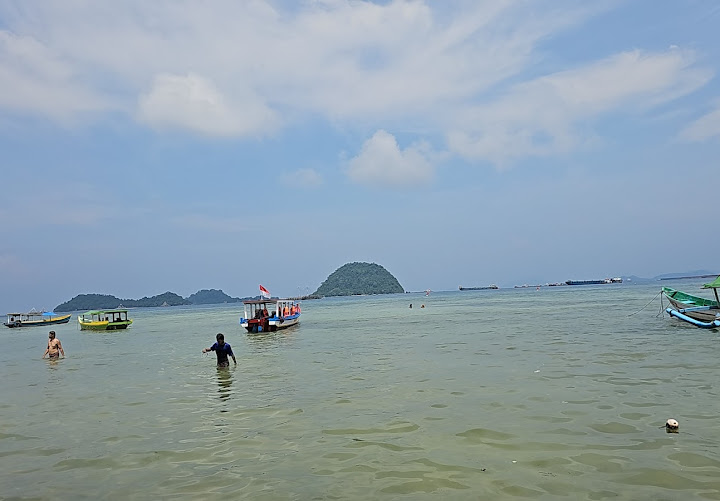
<box><xmin>239</xmin><ymin>299</ymin><xmax>301</xmax><ymax>333</ymax></box>
<box><xmin>3</xmin><ymin>310</ymin><xmax>72</xmax><ymax>328</ymax></box>
<box><xmin>78</xmin><ymin>309</ymin><xmax>133</xmax><ymax>330</ymax></box>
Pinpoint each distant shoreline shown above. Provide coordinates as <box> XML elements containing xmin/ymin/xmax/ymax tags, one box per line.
<box><xmin>658</xmin><ymin>275</ymin><xmax>718</xmax><ymax>281</ymax></box>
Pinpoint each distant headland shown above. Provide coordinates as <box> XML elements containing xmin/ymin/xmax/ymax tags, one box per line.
<box><xmin>55</xmin><ymin>262</ymin><xmax>404</xmax><ymax>311</ymax></box>
<box><xmin>55</xmin><ymin>289</ymin><xmax>246</xmax><ymax>312</ymax></box>
<box><xmin>55</xmin><ymin>265</ymin><xmax>716</xmax><ymax>311</ymax></box>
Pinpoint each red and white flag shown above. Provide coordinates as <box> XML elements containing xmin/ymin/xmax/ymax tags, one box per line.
<box><xmin>259</xmin><ymin>284</ymin><xmax>271</xmax><ymax>299</ymax></box>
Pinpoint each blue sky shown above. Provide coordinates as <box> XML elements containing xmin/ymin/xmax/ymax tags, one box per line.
<box><xmin>2</xmin><ymin>0</ymin><xmax>720</xmax><ymax>312</ymax></box>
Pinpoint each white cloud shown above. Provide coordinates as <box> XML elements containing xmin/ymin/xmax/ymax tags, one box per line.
<box><xmin>347</xmin><ymin>130</ymin><xmax>433</xmax><ymax>187</ymax></box>
<box><xmin>0</xmin><ymin>1</ymin><xmax>714</xmax><ymax>162</ymax></box>
<box><xmin>0</xmin><ymin>2</ymin><xmax>600</xmax><ymax>133</ymax></box>
<box><xmin>447</xmin><ymin>49</ymin><xmax>712</xmax><ymax>164</ymax></box>
<box><xmin>138</xmin><ymin>73</ymin><xmax>279</xmax><ymax>137</ymax></box>
<box><xmin>679</xmin><ymin>102</ymin><xmax>720</xmax><ymax>142</ymax></box>
<box><xmin>0</xmin><ymin>30</ymin><xmax>111</xmax><ymax>119</ymax></box>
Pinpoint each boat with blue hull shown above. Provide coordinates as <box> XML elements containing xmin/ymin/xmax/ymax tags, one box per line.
<box><xmin>663</xmin><ymin>277</ymin><xmax>720</xmax><ymax>329</ymax></box>
<box><xmin>4</xmin><ymin>310</ymin><xmax>72</xmax><ymax>328</ymax></box>
<box><xmin>240</xmin><ymin>299</ymin><xmax>300</xmax><ymax>333</ymax></box>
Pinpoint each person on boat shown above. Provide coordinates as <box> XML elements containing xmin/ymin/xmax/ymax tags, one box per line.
<box><xmin>262</xmin><ymin>307</ymin><xmax>269</xmax><ymax>318</ymax></box>
<box><xmin>42</xmin><ymin>331</ymin><xmax>65</xmax><ymax>360</ymax></box>
<box><xmin>202</xmin><ymin>333</ymin><xmax>236</xmax><ymax>368</ymax></box>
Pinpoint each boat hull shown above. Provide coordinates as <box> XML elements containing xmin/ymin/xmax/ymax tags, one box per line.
<box><xmin>3</xmin><ymin>314</ymin><xmax>72</xmax><ymax>328</ymax></box>
<box><xmin>241</xmin><ymin>315</ymin><xmax>300</xmax><ymax>333</ymax></box>
<box><xmin>663</xmin><ymin>287</ymin><xmax>720</xmax><ymax>323</ymax></box>
<box><xmin>78</xmin><ymin>319</ymin><xmax>133</xmax><ymax>331</ymax></box>
<box><xmin>666</xmin><ymin>307</ymin><xmax>720</xmax><ymax>328</ymax></box>
<box><xmin>662</xmin><ymin>287</ymin><xmax>720</xmax><ymax>329</ymax></box>
<box><xmin>269</xmin><ymin>315</ymin><xmax>300</xmax><ymax>329</ymax></box>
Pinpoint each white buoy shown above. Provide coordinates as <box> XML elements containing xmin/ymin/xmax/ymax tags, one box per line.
<box><xmin>665</xmin><ymin>418</ymin><xmax>679</xmax><ymax>433</ymax></box>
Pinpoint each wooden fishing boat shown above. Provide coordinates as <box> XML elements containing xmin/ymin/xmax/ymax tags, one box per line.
<box><xmin>4</xmin><ymin>310</ymin><xmax>72</xmax><ymax>328</ymax></box>
<box><xmin>78</xmin><ymin>309</ymin><xmax>133</xmax><ymax>330</ymax></box>
<box><xmin>239</xmin><ymin>299</ymin><xmax>300</xmax><ymax>333</ymax></box>
<box><xmin>663</xmin><ymin>277</ymin><xmax>720</xmax><ymax>328</ymax></box>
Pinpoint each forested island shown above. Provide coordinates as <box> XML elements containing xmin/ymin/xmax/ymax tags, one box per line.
<box><xmin>55</xmin><ymin>289</ymin><xmax>244</xmax><ymax>312</ymax></box>
<box><xmin>55</xmin><ymin>262</ymin><xmax>404</xmax><ymax>310</ymax></box>
<box><xmin>313</xmin><ymin>262</ymin><xmax>404</xmax><ymax>296</ymax></box>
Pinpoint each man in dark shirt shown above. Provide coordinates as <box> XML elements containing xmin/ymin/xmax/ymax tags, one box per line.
<box><xmin>202</xmin><ymin>333</ymin><xmax>237</xmax><ymax>367</ymax></box>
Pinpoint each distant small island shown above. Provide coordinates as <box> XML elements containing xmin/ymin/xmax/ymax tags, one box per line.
<box><xmin>313</xmin><ymin>262</ymin><xmax>404</xmax><ymax>297</ymax></box>
<box><xmin>55</xmin><ymin>289</ymin><xmax>246</xmax><ymax>312</ymax></box>
<box><xmin>55</xmin><ymin>262</ymin><xmax>403</xmax><ymax>310</ymax></box>
<box><xmin>51</xmin><ymin>266</ymin><xmax>719</xmax><ymax>311</ymax></box>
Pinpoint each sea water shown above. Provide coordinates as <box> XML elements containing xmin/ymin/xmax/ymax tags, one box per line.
<box><xmin>1</xmin><ymin>280</ymin><xmax>719</xmax><ymax>500</ymax></box>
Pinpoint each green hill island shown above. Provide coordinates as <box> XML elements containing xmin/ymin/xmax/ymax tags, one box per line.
<box><xmin>313</xmin><ymin>262</ymin><xmax>404</xmax><ymax>296</ymax></box>
<box><xmin>54</xmin><ymin>262</ymin><xmax>403</xmax><ymax>310</ymax></box>
<box><xmin>55</xmin><ymin>289</ymin><xmax>243</xmax><ymax>312</ymax></box>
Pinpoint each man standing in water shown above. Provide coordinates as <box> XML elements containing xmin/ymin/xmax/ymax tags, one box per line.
<box><xmin>202</xmin><ymin>333</ymin><xmax>237</xmax><ymax>368</ymax></box>
<box><xmin>42</xmin><ymin>331</ymin><xmax>65</xmax><ymax>359</ymax></box>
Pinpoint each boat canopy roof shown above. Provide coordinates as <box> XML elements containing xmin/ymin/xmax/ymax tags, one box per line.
<box><xmin>242</xmin><ymin>299</ymin><xmax>295</xmax><ymax>305</ymax></box>
<box><xmin>703</xmin><ymin>276</ymin><xmax>720</xmax><ymax>289</ymax></box>
<box><xmin>82</xmin><ymin>309</ymin><xmax>129</xmax><ymax>314</ymax></box>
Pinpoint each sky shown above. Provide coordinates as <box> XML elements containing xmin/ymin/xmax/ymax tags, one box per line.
<box><xmin>2</xmin><ymin>0</ymin><xmax>720</xmax><ymax>312</ymax></box>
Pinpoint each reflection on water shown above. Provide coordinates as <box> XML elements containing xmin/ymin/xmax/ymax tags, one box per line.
<box><xmin>245</xmin><ymin>328</ymin><xmax>298</xmax><ymax>351</ymax></box>
<box><xmin>216</xmin><ymin>366</ymin><xmax>232</xmax><ymax>401</ymax></box>
<box><xmin>1</xmin><ymin>282</ymin><xmax>719</xmax><ymax>500</ymax></box>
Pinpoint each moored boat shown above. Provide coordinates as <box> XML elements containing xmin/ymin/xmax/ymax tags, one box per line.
<box><xmin>239</xmin><ymin>299</ymin><xmax>300</xmax><ymax>333</ymax></box>
<box><xmin>78</xmin><ymin>309</ymin><xmax>133</xmax><ymax>330</ymax></box>
<box><xmin>663</xmin><ymin>277</ymin><xmax>720</xmax><ymax>329</ymax></box>
<box><xmin>4</xmin><ymin>310</ymin><xmax>72</xmax><ymax>328</ymax></box>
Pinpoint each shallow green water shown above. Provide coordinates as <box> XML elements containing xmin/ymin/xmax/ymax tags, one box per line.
<box><xmin>1</xmin><ymin>280</ymin><xmax>719</xmax><ymax>500</ymax></box>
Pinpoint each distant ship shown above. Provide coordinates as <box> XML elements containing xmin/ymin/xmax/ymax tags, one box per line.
<box><xmin>459</xmin><ymin>285</ymin><xmax>499</xmax><ymax>291</ymax></box>
<box><xmin>566</xmin><ymin>278</ymin><xmax>622</xmax><ymax>285</ymax></box>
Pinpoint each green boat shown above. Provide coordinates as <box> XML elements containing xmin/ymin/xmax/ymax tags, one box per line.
<box><xmin>78</xmin><ymin>309</ymin><xmax>133</xmax><ymax>331</ymax></box>
<box><xmin>663</xmin><ymin>276</ymin><xmax>720</xmax><ymax>328</ymax></box>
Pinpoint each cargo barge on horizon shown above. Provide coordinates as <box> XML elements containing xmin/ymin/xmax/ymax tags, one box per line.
<box><xmin>459</xmin><ymin>285</ymin><xmax>499</xmax><ymax>291</ymax></box>
<box><xmin>565</xmin><ymin>278</ymin><xmax>623</xmax><ymax>285</ymax></box>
